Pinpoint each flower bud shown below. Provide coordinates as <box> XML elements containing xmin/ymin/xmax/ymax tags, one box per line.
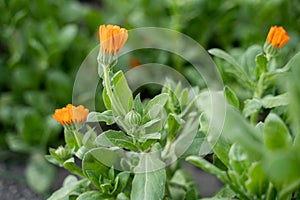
<box><xmin>263</xmin><ymin>26</ymin><xmax>290</xmax><ymax>58</ymax></box>
<box><xmin>125</xmin><ymin>109</ymin><xmax>142</xmax><ymax>126</ymax></box>
<box><xmin>55</xmin><ymin>146</ymin><xmax>72</xmax><ymax>161</ymax></box>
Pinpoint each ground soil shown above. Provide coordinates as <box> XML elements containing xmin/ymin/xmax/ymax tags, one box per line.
<box><xmin>0</xmin><ymin>160</ymin><xmax>222</xmax><ymax>199</ymax></box>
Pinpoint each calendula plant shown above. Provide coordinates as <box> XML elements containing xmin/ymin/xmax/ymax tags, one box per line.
<box><xmin>46</xmin><ymin>24</ymin><xmax>204</xmax><ymax>200</ymax></box>
<box><xmin>187</xmin><ymin>26</ymin><xmax>300</xmax><ymax>199</ymax></box>
<box><xmin>47</xmin><ymin>24</ymin><xmax>300</xmax><ymax>199</ymax></box>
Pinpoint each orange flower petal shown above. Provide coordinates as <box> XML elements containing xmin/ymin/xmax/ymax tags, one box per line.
<box><xmin>267</xmin><ymin>26</ymin><xmax>290</xmax><ymax>49</ymax></box>
<box><xmin>98</xmin><ymin>24</ymin><xmax>128</xmax><ymax>56</ymax></box>
<box><xmin>53</xmin><ymin>104</ymin><xmax>89</xmax><ymax>125</ymax></box>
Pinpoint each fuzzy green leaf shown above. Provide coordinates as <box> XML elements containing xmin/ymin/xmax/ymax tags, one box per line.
<box><xmin>133</xmin><ymin>93</ymin><xmax>144</xmax><ymax>116</ymax></box>
<box><xmin>113</xmin><ymin>71</ymin><xmax>133</xmax><ymax>113</ymax></box>
<box><xmin>82</xmin><ymin>148</ymin><xmax>111</xmax><ymax>188</ymax></box>
<box><xmin>245</xmin><ymin>162</ymin><xmax>268</xmax><ymax>196</ymax></box>
<box><xmin>262</xmin><ymin>93</ymin><xmax>289</xmax><ymax>109</ymax></box>
<box><xmin>224</xmin><ymin>86</ymin><xmax>239</xmax><ymax>108</ymax></box>
<box><xmin>222</xmin><ymin>106</ymin><xmax>264</xmax><ymax>158</ymax></box>
<box><xmin>186</xmin><ymin>156</ymin><xmax>228</xmax><ymax>184</ymax></box>
<box><xmin>264</xmin><ymin>113</ymin><xmax>292</xmax><ymax>151</ymax></box>
<box><xmin>167</xmin><ymin>113</ymin><xmax>183</xmax><ymax>140</ymax></box>
<box><xmin>87</xmin><ymin>110</ymin><xmax>115</xmax><ymax>125</ymax></box>
<box><xmin>131</xmin><ymin>154</ymin><xmax>166</xmax><ymax>200</ymax></box>
<box><xmin>47</xmin><ymin>176</ymin><xmax>90</xmax><ymax>200</ymax></box>
<box><xmin>63</xmin><ymin>158</ymin><xmax>84</xmax><ymax>177</ymax></box>
<box><xmin>243</xmin><ymin>98</ymin><xmax>262</xmax><ymax>118</ymax></box>
<box><xmin>144</xmin><ymin>93</ymin><xmax>169</xmax><ymax>119</ymax></box>
<box><xmin>95</xmin><ymin>130</ymin><xmax>138</xmax><ymax>151</ymax></box>
<box><xmin>77</xmin><ymin>191</ymin><xmax>107</xmax><ymax>200</ymax></box>
<box><xmin>255</xmin><ymin>53</ymin><xmax>268</xmax><ymax>79</ymax></box>
<box><xmin>26</xmin><ymin>153</ymin><xmax>55</xmax><ymax>194</ymax></box>
<box><xmin>112</xmin><ymin>171</ymin><xmax>130</xmax><ymax>195</ymax></box>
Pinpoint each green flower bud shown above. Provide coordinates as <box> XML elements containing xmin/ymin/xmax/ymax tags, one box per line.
<box><xmin>55</xmin><ymin>146</ymin><xmax>72</xmax><ymax>161</ymax></box>
<box><xmin>125</xmin><ymin>109</ymin><xmax>142</xmax><ymax>126</ymax></box>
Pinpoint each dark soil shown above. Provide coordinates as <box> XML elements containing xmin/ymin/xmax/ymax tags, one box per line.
<box><xmin>0</xmin><ymin>161</ymin><xmax>222</xmax><ymax>199</ymax></box>
<box><xmin>0</xmin><ymin>161</ymin><xmax>69</xmax><ymax>200</ymax></box>
<box><xmin>0</xmin><ymin>162</ymin><xmax>43</xmax><ymax>200</ymax></box>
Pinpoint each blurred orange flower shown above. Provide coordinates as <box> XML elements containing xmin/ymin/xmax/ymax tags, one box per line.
<box><xmin>98</xmin><ymin>24</ymin><xmax>128</xmax><ymax>56</ymax></box>
<box><xmin>267</xmin><ymin>26</ymin><xmax>290</xmax><ymax>48</ymax></box>
<box><xmin>53</xmin><ymin>104</ymin><xmax>89</xmax><ymax>126</ymax></box>
<box><xmin>129</xmin><ymin>57</ymin><xmax>142</xmax><ymax>68</ymax></box>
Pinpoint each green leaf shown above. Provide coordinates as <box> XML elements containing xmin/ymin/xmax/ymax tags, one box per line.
<box><xmin>169</xmin><ymin>116</ymin><xmax>199</xmax><ymax>159</ymax></box>
<box><xmin>82</xmin><ymin>148</ymin><xmax>113</xmax><ymax>188</ymax></box>
<box><xmin>87</xmin><ymin>110</ymin><xmax>115</xmax><ymax>125</ymax></box>
<box><xmin>103</xmin><ymin>87</ymin><xmax>112</xmax><ymax>110</ymax></box>
<box><xmin>224</xmin><ymin>86</ymin><xmax>239</xmax><ymax>108</ymax></box>
<box><xmin>19</xmin><ymin>111</ymin><xmax>44</xmax><ymax>146</ymax></box>
<box><xmin>133</xmin><ymin>94</ymin><xmax>143</xmax><ymax>116</ymax></box>
<box><xmin>209</xmin><ymin>48</ymin><xmax>241</xmax><ymax>69</ymax></box>
<box><xmin>26</xmin><ymin>153</ymin><xmax>56</xmax><ymax>194</ymax></box>
<box><xmin>77</xmin><ymin>191</ymin><xmax>107</xmax><ymax>200</ymax></box>
<box><xmin>210</xmin><ymin>134</ymin><xmax>231</xmax><ymax>168</ymax></box>
<box><xmin>255</xmin><ymin>53</ymin><xmax>268</xmax><ymax>79</ymax></box>
<box><xmin>222</xmin><ymin>106</ymin><xmax>263</xmax><ymax>158</ymax></box>
<box><xmin>6</xmin><ymin>134</ymin><xmax>33</xmax><ymax>153</ymax></box>
<box><xmin>58</xmin><ymin>24</ymin><xmax>78</xmax><ymax>50</ymax></box>
<box><xmin>144</xmin><ymin>119</ymin><xmax>164</xmax><ymax>134</ymax></box>
<box><xmin>131</xmin><ymin>153</ymin><xmax>166</xmax><ymax>200</ymax></box>
<box><xmin>64</xmin><ymin>129</ymin><xmax>82</xmax><ymax>151</ymax></box>
<box><xmin>82</xmin><ymin>127</ymin><xmax>97</xmax><ymax>149</ymax></box>
<box><xmin>228</xmin><ymin>143</ymin><xmax>250</xmax><ymax>175</ymax></box>
<box><xmin>112</xmin><ymin>171</ymin><xmax>130</xmax><ymax>194</ymax></box>
<box><xmin>95</xmin><ymin>130</ymin><xmax>138</xmax><ymax>151</ymax></box>
<box><xmin>245</xmin><ymin>162</ymin><xmax>268</xmax><ymax>196</ymax></box>
<box><xmin>112</xmin><ymin>71</ymin><xmax>133</xmax><ymax>114</ymax></box>
<box><xmin>181</xmin><ymin>130</ymin><xmax>206</xmax><ymax>157</ymax></box>
<box><xmin>169</xmin><ymin>169</ymin><xmax>193</xmax><ymax>188</ymax></box>
<box><xmin>288</xmin><ymin>52</ymin><xmax>300</xmax><ymax>148</ymax></box>
<box><xmin>116</xmin><ymin>193</ymin><xmax>130</xmax><ymax>200</ymax></box>
<box><xmin>180</xmin><ymin>88</ymin><xmax>189</xmax><ymax>108</ymax></box>
<box><xmin>47</xmin><ymin>176</ymin><xmax>90</xmax><ymax>200</ymax></box>
<box><xmin>241</xmin><ymin>45</ymin><xmax>262</xmax><ymax>76</ymax></box>
<box><xmin>144</xmin><ymin>93</ymin><xmax>169</xmax><ymax>119</ymax></box>
<box><xmin>262</xmin><ymin>93</ymin><xmax>289</xmax><ymax>109</ymax></box>
<box><xmin>167</xmin><ymin>113</ymin><xmax>183</xmax><ymax>140</ymax></box>
<box><xmin>46</xmin><ymin>70</ymin><xmax>72</xmax><ymax>105</ymax></box>
<box><xmin>201</xmin><ymin>186</ymin><xmax>235</xmax><ymax>199</ymax></box>
<box><xmin>184</xmin><ymin>187</ymin><xmax>199</xmax><ymax>199</ymax></box>
<box><xmin>243</xmin><ymin>98</ymin><xmax>262</xmax><ymax>118</ymax></box>
<box><xmin>63</xmin><ymin>158</ymin><xmax>84</xmax><ymax>177</ymax></box>
<box><xmin>264</xmin><ymin>113</ymin><xmax>292</xmax><ymax>151</ymax></box>
<box><xmin>89</xmin><ymin>147</ymin><xmax>124</xmax><ymax>170</ymax></box>
<box><xmin>264</xmin><ymin>150</ymin><xmax>300</xmax><ymax>193</ymax></box>
<box><xmin>209</xmin><ymin>48</ymin><xmax>254</xmax><ymax>89</ymax></box>
<box><xmin>186</xmin><ymin>156</ymin><xmax>228</xmax><ymax>184</ymax></box>
<box><xmin>138</xmin><ymin>132</ymin><xmax>161</xmax><ymax>143</ymax></box>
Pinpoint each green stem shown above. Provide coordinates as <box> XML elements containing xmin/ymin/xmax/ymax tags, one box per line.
<box><xmin>73</xmin><ymin>129</ymin><xmax>82</xmax><ymax>149</ymax></box>
<box><xmin>254</xmin><ymin>72</ymin><xmax>265</xmax><ymax>99</ymax></box>
<box><xmin>102</xmin><ymin>65</ymin><xmax>125</xmax><ymax>116</ymax></box>
<box><xmin>250</xmin><ymin>72</ymin><xmax>265</xmax><ymax>124</ymax></box>
<box><xmin>266</xmin><ymin>183</ymin><xmax>276</xmax><ymax>200</ymax></box>
<box><xmin>102</xmin><ymin>65</ymin><xmax>131</xmax><ymax>131</ymax></box>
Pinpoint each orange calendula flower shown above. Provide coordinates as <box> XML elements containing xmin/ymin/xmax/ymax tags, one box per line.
<box><xmin>264</xmin><ymin>26</ymin><xmax>290</xmax><ymax>58</ymax></box>
<box><xmin>267</xmin><ymin>26</ymin><xmax>290</xmax><ymax>48</ymax></box>
<box><xmin>129</xmin><ymin>57</ymin><xmax>142</xmax><ymax>68</ymax></box>
<box><xmin>53</xmin><ymin>104</ymin><xmax>89</xmax><ymax>126</ymax></box>
<box><xmin>98</xmin><ymin>24</ymin><xmax>128</xmax><ymax>56</ymax></box>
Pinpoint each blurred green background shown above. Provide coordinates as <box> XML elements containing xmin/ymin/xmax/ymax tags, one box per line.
<box><xmin>0</xmin><ymin>0</ymin><xmax>299</xmax><ymax>196</ymax></box>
